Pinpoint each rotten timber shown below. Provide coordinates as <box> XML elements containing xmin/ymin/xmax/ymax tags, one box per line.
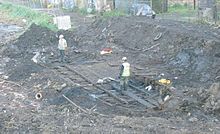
<box><xmin>129</xmin><ymin>83</ymin><xmax>159</xmax><ymax>106</ymax></box>
<box><xmin>111</xmin><ymin>82</ymin><xmax>157</xmax><ymax>108</ymax></box>
<box><xmin>122</xmin><ymin>91</ymin><xmax>155</xmax><ymax>108</ymax></box>
<box><xmin>65</xmin><ymin>65</ymin><xmax>128</xmax><ymax>104</ymax></box>
<box><xmin>40</xmin><ymin>64</ymin><xmax>114</xmax><ymax>107</ymax></box>
<box><xmin>62</xmin><ymin>94</ymin><xmax>88</xmax><ymax>113</ymax></box>
<box><xmin>111</xmin><ymin>79</ymin><xmax>159</xmax><ymax>107</ymax></box>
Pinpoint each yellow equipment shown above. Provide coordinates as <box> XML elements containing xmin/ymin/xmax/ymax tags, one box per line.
<box><xmin>159</xmin><ymin>79</ymin><xmax>171</xmax><ymax>85</ymax></box>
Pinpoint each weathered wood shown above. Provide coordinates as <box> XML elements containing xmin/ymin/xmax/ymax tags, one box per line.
<box><xmin>154</xmin><ymin>33</ymin><xmax>162</xmax><ymax>41</ymax></box>
<box><xmin>111</xmin><ymin>82</ymin><xmax>157</xmax><ymax>107</ymax></box>
<box><xmin>129</xmin><ymin>83</ymin><xmax>159</xmax><ymax>106</ymax></box>
<box><xmin>0</xmin><ymin>78</ymin><xmax>23</xmax><ymax>87</ymax></box>
<box><xmin>97</xmin><ymin>98</ymin><xmax>113</xmax><ymax>107</ymax></box>
<box><xmin>129</xmin><ymin>83</ymin><xmax>149</xmax><ymax>95</ymax></box>
<box><xmin>107</xmin><ymin>62</ymin><xmax>119</xmax><ymax>67</ymax></box>
<box><xmin>122</xmin><ymin>91</ymin><xmax>154</xmax><ymax>107</ymax></box>
<box><xmin>39</xmin><ymin>64</ymin><xmax>114</xmax><ymax>107</ymax></box>
<box><xmin>134</xmin><ymin>73</ymin><xmax>157</xmax><ymax>76</ymax></box>
<box><xmin>143</xmin><ymin>43</ymin><xmax>160</xmax><ymax>51</ymax></box>
<box><xmin>112</xmin><ymin>80</ymin><xmax>159</xmax><ymax>106</ymax></box>
<box><xmin>62</xmin><ymin>94</ymin><xmax>88</xmax><ymax>113</ymax></box>
<box><xmin>65</xmin><ymin>65</ymin><xmax>128</xmax><ymax>104</ymax></box>
<box><xmin>134</xmin><ymin>66</ymin><xmax>145</xmax><ymax>70</ymax></box>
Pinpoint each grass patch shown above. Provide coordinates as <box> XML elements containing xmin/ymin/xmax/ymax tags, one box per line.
<box><xmin>69</xmin><ymin>7</ymin><xmax>88</xmax><ymax>15</ymax></box>
<box><xmin>168</xmin><ymin>3</ymin><xmax>196</xmax><ymax>17</ymax></box>
<box><xmin>101</xmin><ymin>10</ymin><xmax>126</xmax><ymax>18</ymax></box>
<box><xmin>0</xmin><ymin>2</ymin><xmax>57</xmax><ymax>31</ymax></box>
<box><xmin>71</xmin><ymin>7</ymin><xmax>125</xmax><ymax>19</ymax></box>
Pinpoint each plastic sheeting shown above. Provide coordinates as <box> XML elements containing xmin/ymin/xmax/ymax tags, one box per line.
<box><xmin>53</xmin><ymin>16</ymin><xmax>71</xmax><ymax>30</ymax></box>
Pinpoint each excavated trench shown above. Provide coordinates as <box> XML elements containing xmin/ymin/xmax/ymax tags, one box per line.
<box><xmin>1</xmin><ymin>17</ymin><xmax>220</xmax><ymax>133</ymax></box>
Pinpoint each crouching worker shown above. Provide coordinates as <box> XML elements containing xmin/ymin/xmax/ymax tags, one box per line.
<box><xmin>160</xmin><ymin>87</ymin><xmax>172</xmax><ymax>103</ymax></box>
<box><xmin>158</xmin><ymin>79</ymin><xmax>172</xmax><ymax>109</ymax></box>
<box><xmin>58</xmin><ymin>34</ymin><xmax>67</xmax><ymax>63</ymax></box>
<box><xmin>119</xmin><ymin>57</ymin><xmax>130</xmax><ymax>93</ymax></box>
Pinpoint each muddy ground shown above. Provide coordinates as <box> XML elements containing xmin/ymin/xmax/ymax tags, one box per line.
<box><xmin>1</xmin><ymin>8</ymin><xmax>220</xmax><ymax>133</ymax></box>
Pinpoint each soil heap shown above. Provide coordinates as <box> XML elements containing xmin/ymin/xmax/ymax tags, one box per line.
<box><xmin>1</xmin><ymin>16</ymin><xmax>220</xmax><ymax>133</ymax></box>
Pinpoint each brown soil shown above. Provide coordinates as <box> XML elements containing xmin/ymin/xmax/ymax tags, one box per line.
<box><xmin>1</xmin><ymin>9</ymin><xmax>220</xmax><ymax>133</ymax></box>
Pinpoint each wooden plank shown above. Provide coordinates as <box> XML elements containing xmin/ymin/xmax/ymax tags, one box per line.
<box><xmin>145</xmin><ymin>97</ymin><xmax>159</xmax><ymax>106</ymax></box>
<box><xmin>113</xmin><ymin>81</ymin><xmax>159</xmax><ymax>107</ymax></box>
<box><xmin>134</xmin><ymin>73</ymin><xmax>157</xmax><ymax>76</ymax></box>
<box><xmin>122</xmin><ymin>91</ymin><xmax>154</xmax><ymax>108</ymax></box>
<box><xmin>65</xmin><ymin>65</ymin><xmax>128</xmax><ymax>104</ymax></box>
<box><xmin>62</xmin><ymin>94</ymin><xmax>88</xmax><ymax>113</ymax></box>
<box><xmin>129</xmin><ymin>83</ymin><xmax>148</xmax><ymax>94</ymax></box>
<box><xmin>111</xmin><ymin>82</ymin><xmax>155</xmax><ymax>107</ymax></box>
<box><xmin>129</xmin><ymin>84</ymin><xmax>160</xmax><ymax>107</ymax></box>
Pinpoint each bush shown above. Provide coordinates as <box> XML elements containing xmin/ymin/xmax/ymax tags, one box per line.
<box><xmin>168</xmin><ymin>2</ymin><xmax>194</xmax><ymax>14</ymax></box>
<box><xmin>0</xmin><ymin>2</ymin><xmax>57</xmax><ymax>31</ymax></box>
<box><xmin>101</xmin><ymin>10</ymin><xmax>125</xmax><ymax>18</ymax></box>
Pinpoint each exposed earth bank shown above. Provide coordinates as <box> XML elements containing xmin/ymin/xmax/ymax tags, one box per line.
<box><xmin>1</xmin><ymin>12</ymin><xmax>220</xmax><ymax>133</ymax></box>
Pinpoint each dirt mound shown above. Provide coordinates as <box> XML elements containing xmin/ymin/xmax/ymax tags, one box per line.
<box><xmin>3</xmin><ymin>24</ymin><xmax>56</xmax><ymax>58</ymax></box>
<box><xmin>77</xmin><ymin>17</ymin><xmax>220</xmax><ymax>86</ymax></box>
<box><xmin>1</xmin><ymin>24</ymin><xmax>55</xmax><ymax>81</ymax></box>
<box><xmin>1</xmin><ymin>24</ymin><xmax>80</xmax><ymax>81</ymax></box>
<box><xmin>2</xmin><ymin>14</ymin><xmax>220</xmax><ymax>133</ymax></box>
<box><xmin>3</xmin><ymin>17</ymin><xmax>220</xmax><ymax>86</ymax></box>
<box><xmin>197</xmin><ymin>83</ymin><xmax>220</xmax><ymax>113</ymax></box>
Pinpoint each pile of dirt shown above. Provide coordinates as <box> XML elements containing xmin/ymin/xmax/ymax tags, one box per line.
<box><xmin>1</xmin><ymin>23</ymin><xmax>80</xmax><ymax>81</ymax></box>
<box><xmin>2</xmin><ymin>15</ymin><xmax>220</xmax><ymax>133</ymax></box>
<box><xmin>5</xmin><ymin>17</ymin><xmax>220</xmax><ymax>86</ymax></box>
<box><xmin>3</xmin><ymin>24</ymin><xmax>56</xmax><ymax>59</ymax></box>
<box><xmin>196</xmin><ymin>83</ymin><xmax>220</xmax><ymax>113</ymax></box>
<box><xmin>75</xmin><ymin>17</ymin><xmax>220</xmax><ymax>87</ymax></box>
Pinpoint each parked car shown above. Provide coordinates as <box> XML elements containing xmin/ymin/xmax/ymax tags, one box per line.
<box><xmin>130</xmin><ymin>4</ymin><xmax>156</xmax><ymax>19</ymax></box>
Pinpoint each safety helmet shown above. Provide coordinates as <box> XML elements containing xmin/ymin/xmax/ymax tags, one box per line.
<box><xmin>59</xmin><ymin>34</ymin><xmax>64</xmax><ymax>39</ymax></box>
<box><xmin>122</xmin><ymin>57</ymin><xmax>127</xmax><ymax>61</ymax></box>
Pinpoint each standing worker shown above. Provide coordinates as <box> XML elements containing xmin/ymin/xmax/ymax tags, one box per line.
<box><xmin>58</xmin><ymin>34</ymin><xmax>67</xmax><ymax>63</ymax></box>
<box><xmin>119</xmin><ymin>57</ymin><xmax>130</xmax><ymax>92</ymax></box>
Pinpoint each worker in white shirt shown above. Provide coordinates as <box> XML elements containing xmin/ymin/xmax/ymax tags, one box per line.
<box><xmin>58</xmin><ymin>34</ymin><xmax>67</xmax><ymax>63</ymax></box>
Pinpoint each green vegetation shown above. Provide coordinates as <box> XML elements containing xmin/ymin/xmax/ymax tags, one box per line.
<box><xmin>72</xmin><ymin>7</ymin><xmax>125</xmax><ymax>19</ymax></box>
<box><xmin>0</xmin><ymin>2</ymin><xmax>57</xmax><ymax>31</ymax></box>
<box><xmin>168</xmin><ymin>3</ymin><xmax>196</xmax><ymax>17</ymax></box>
<box><xmin>101</xmin><ymin>10</ymin><xmax>126</xmax><ymax>18</ymax></box>
<box><xmin>77</xmin><ymin>8</ymin><xmax>89</xmax><ymax>15</ymax></box>
<box><xmin>72</xmin><ymin>7</ymin><xmax>89</xmax><ymax>15</ymax></box>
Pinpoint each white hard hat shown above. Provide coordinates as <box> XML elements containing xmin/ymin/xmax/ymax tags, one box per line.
<box><xmin>122</xmin><ymin>57</ymin><xmax>127</xmax><ymax>61</ymax></box>
<box><xmin>59</xmin><ymin>34</ymin><xmax>64</xmax><ymax>39</ymax></box>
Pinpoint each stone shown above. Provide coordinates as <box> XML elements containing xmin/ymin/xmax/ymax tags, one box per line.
<box><xmin>211</xmin><ymin>100</ymin><xmax>215</xmax><ymax>106</ymax></box>
<box><xmin>208</xmin><ymin>83</ymin><xmax>220</xmax><ymax>98</ymax></box>
<box><xmin>189</xmin><ymin>117</ymin><xmax>198</xmax><ymax>122</ymax></box>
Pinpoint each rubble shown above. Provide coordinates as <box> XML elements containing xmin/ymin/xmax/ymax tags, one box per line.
<box><xmin>202</xmin><ymin>83</ymin><xmax>220</xmax><ymax>113</ymax></box>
